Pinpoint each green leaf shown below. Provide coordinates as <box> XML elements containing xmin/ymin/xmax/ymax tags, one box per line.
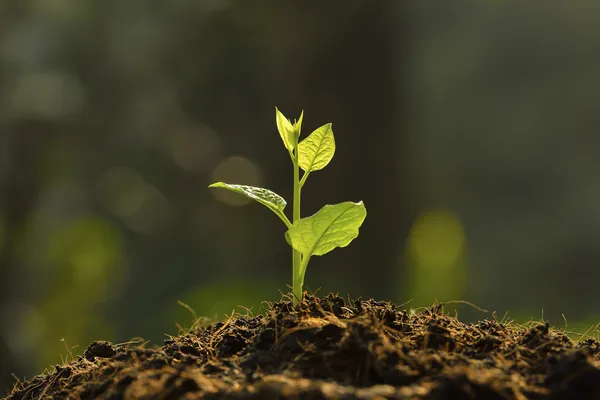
<box><xmin>295</xmin><ymin>110</ymin><xmax>304</xmax><ymax>136</ymax></box>
<box><xmin>275</xmin><ymin>107</ymin><xmax>298</xmax><ymax>152</ymax></box>
<box><xmin>285</xmin><ymin>201</ymin><xmax>366</xmax><ymax>257</ymax></box>
<box><xmin>209</xmin><ymin>182</ymin><xmax>291</xmax><ymax>228</ymax></box>
<box><xmin>298</xmin><ymin>123</ymin><xmax>335</xmax><ymax>173</ymax></box>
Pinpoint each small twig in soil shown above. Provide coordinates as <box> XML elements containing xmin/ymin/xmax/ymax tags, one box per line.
<box><xmin>436</xmin><ymin>300</ymin><xmax>489</xmax><ymax>313</ymax></box>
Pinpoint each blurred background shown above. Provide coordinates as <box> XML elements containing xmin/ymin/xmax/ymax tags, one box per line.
<box><xmin>2</xmin><ymin>0</ymin><xmax>600</xmax><ymax>391</ymax></box>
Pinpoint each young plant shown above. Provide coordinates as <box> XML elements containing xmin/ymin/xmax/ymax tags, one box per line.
<box><xmin>209</xmin><ymin>108</ymin><xmax>366</xmax><ymax>304</ymax></box>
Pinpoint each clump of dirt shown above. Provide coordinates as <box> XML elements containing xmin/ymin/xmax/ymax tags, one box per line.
<box><xmin>4</xmin><ymin>294</ymin><xmax>600</xmax><ymax>399</ymax></box>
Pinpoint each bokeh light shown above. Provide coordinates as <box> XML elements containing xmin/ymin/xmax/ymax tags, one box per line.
<box><xmin>170</xmin><ymin>124</ymin><xmax>223</xmax><ymax>172</ymax></box>
<box><xmin>405</xmin><ymin>210</ymin><xmax>467</xmax><ymax>305</ymax></box>
<box><xmin>407</xmin><ymin>210</ymin><xmax>465</xmax><ymax>268</ymax></box>
<box><xmin>209</xmin><ymin>156</ymin><xmax>263</xmax><ymax>206</ymax></box>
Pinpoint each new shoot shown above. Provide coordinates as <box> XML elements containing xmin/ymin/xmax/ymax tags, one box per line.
<box><xmin>209</xmin><ymin>108</ymin><xmax>366</xmax><ymax>304</ymax></box>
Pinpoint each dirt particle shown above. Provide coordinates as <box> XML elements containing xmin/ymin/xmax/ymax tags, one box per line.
<box><xmin>83</xmin><ymin>341</ymin><xmax>116</xmax><ymax>361</ymax></box>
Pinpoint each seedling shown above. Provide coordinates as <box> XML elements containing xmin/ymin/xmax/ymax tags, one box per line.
<box><xmin>209</xmin><ymin>108</ymin><xmax>366</xmax><ymax>304</ymax></box>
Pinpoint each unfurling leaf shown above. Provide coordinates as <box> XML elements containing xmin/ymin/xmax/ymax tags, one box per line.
<box><xmin>276</xmin><ymin>107</ymin><xmax>302</xmax><ymax>152</ymax></box>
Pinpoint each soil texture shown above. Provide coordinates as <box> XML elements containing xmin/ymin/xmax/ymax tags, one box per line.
<box><xmin>4</xmin><ymin>294</ymin><xmax>600</xmax><ymax>399</ymax></box>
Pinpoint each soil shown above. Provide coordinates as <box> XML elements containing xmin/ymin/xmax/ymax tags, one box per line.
<box><xmin>4</xmin><ymin>294</ymin><xmax>600</xmax><ymax>399</ymax></box>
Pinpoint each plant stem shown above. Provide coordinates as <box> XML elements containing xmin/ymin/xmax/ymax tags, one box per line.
<box><xmin>299</xmin><ymin>171</ymin><xmax>310</xmax><ymax>188</ymax></box>
<box><xmin>292</xmin><ymin>148</ymin><xmax>302</xmax><ymax>304</ymax></box>
<box><xmin>294</xmin><ymin>254</ymin><xmax>310</xmax><ymax>304</ymax></box>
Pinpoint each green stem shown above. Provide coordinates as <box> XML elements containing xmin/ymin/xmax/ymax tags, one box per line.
<box><xmin>292</xmin><ymin>148</ymin><xmax>303</xmax><ymax>304</ymax></box>
<box><xmin>299</xmin><ymin>171</ymin><xmax>310</xmax><ymax>188</ymax></box>
<box><xmin>294</xmin><ymin>255</ymin><xmax>310</xmax><ymax>303</ymax></box>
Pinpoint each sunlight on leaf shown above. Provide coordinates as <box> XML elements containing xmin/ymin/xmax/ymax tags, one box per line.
<box><xmin>209</xmin><ymin>182</ymin><xmax>291</xmax><ymax>227</ymax></box>
<box><xmin>209</xmin><ymin>182</ymin><xmax>286</xmax><ymax>211</ymax></box>
<box><xmin>298</xmin><ymin>123</ymin><xmax>335</xmax><ymax>173</ymax></box>
<box><xmin>275</xmin><ymin>107</ymin><xmax>297</xmax><ymax>152</ymax></box>
<box><xmin>285</xmin><ymin>201</ymin><xmax>366</xmax><ymax>257</ymax></box>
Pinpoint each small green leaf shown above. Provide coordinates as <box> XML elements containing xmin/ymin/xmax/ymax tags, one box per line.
<box><xmin>285</xmin><ymin>201</ymin><xmax>366</xmax><ymax>257</ymax></box>
<box><xmin>209</xmin><ymin>182</ymin><xmax>286</xmax><ymax>211</ymax></box>
<box><xmin>275</xmin><ymin>107</ymin><xmax>298</xmax><ymax>152</ymax></box>
<box><xmin>298</xmin><ymin>123</ymin><xmax>335</xmax><ymax>173</ymax></box>
<box><xmin>209</xmin><ymin>182</ymin><xmax>291</xmax><ymax>228</ymax></box>
<box><xmin>296</xmin><ymin>110</ymin><xmax>304</xmax><ymax>133</ymax></box>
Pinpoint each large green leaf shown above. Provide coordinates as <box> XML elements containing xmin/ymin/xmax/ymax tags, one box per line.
<box><xmin>209</xmin><ymin>182</ymin><xmax>291</xmax><ymax>227</ymax></box>
<box><xmin>285</xmin><ymin>201</ymin><xmax>366</xmax><ymax>257</ymax></box>
<box><xmin>275</xmin><ymin>107</ymin><xmax>303</xmax><ymax>152</ymax></box>
<box><xmin>298</xmin><ymin>123</ymin><xmax>335</xmax><ymax>173</ymax></box>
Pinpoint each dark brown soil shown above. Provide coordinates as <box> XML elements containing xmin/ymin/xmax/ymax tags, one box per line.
<box><xmin>4</xmin><ymin>294</ymin><xmax>600</xmax><ymax>399</ymax></box>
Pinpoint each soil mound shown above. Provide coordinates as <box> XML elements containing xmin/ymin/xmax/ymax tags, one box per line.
<box><xmin>5</xmin><ymin>294</ymin><xmax>600</xmax><ymax>399</ymax></box>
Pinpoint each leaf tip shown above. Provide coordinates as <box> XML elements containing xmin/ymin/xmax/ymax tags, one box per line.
<box><xmin>356</xmin><ymin>201</ymin><xmax>367</xmax><ymax>213</ymax></box>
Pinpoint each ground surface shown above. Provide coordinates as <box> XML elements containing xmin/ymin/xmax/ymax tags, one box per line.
<box><xmin>4</xmin><ymin>294</ymin><xmax>600</xmax><ymax>399</ymax></box>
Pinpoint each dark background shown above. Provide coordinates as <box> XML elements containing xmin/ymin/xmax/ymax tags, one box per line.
<box><xmin>2</xmin><ymin>0</ymin><xmax>600</xmax><ymax>392</ymax></box>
